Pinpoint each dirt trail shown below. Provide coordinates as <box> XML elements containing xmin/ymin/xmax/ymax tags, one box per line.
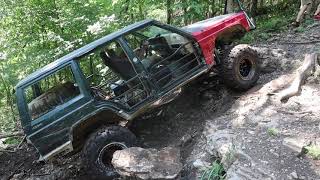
<box><xmin>0</xmin><ymin>22</ymin><xmax>319</xmax><ymax>180</ymax></box>
<box><xmin>183</xmin><ymin>22</ymin><xmax>320</xmax><ymax>179</ymax></box>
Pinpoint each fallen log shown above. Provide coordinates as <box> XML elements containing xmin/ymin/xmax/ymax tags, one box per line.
<box><xmin>0</xmin><ymin>131</ymin><xmax>24</xmax><ymax>139</ymax></box>
<box><xmin>278</xmin><ymin>53</ymin><xmax>318</xmax><ymax>102</ymax></box>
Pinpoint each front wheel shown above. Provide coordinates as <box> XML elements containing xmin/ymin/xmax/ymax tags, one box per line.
<box><xmin>220</xmin><ymin>44</ymin><xmax>260</xmax><ymax>91</ymax></box>
<box><xmin>82</xmin><ymin>126</ymin><xmax>137</xmax><ymax>180</ymax></box>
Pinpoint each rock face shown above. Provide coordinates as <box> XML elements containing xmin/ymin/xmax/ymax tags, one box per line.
<box><xmin>204</xmin><ymin>125</ymin><xmax>274</xmax><ymax>180</ymax></box>
<box><xmin>189</xmin><ymin>61</ymin><xmax>320</xmax><ymax>179</ymax></box>
<box><xmin>112</xmin><ymin>147</ymin><xmax>182</xmax><ymax>180</ymax></box>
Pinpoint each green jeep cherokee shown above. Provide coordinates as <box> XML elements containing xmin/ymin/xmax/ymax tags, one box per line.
<box><xmin>15</xmin><ymin>7</ymin><xmax>258</xmax><ymax>179</ymax></box>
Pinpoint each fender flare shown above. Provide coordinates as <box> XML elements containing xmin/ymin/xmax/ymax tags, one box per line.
<box><xmin>69</xmin><ymin>107</ymin><xmax>129</xmax><ymax>151</ymax></box>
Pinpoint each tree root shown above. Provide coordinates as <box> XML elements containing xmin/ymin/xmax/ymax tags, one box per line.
<box><xmin>253</xmin><ymin>53</ymin><xmax>319</xmax><ymax>103</ymax></box>
<box><xmin>281</xmin><ymin>40</ymin><xmax>320</xmax><ymax>44</ymax></box>
<box><xmin>278</xmin><ymin>53</ymin><xmax>319</xmax><ymax>102</ymax></box>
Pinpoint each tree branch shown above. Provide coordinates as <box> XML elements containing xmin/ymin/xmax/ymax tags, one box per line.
<box><xmin>0</xmin><ymin>131</ymin><xmax>24</xmax><ymax>139</ymax></box>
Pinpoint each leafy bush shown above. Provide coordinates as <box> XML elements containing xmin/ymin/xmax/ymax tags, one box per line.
<box><xmin>306</xmin><ymin>145</ymin><xmax>320</xmax><ymax>160</ymax></box>
<box><xmin>260</xmin><ymin>17</ymin><xmax>287</xmax><ymax>32</ymax></box>
<box><xmin>201</xmin><ymin>160</ymin><xmax>225</xmax><ymax>180</ymax></box>
<box><xmin>267</xmin><ymin>127</ymin><xmax>279</xmax><ymax>136</ymax></box>
<box><xmin>3</xmin><ymin>137</ymin><xmax>20</xmax><ymax>145</ymax></box>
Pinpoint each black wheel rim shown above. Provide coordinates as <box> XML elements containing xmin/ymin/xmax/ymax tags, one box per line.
<box><xmin>98</xmin><ymin>142</ymin><xmax>127</xmax><ymax>169</ymax></box>
<box><xmin>238</xmin><ymin>58</ymin><xmax>255</xmax><ymax>80</ymax></box>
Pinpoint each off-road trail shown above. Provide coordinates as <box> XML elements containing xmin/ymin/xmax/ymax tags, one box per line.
<box><xmin>1</xmin><ymin>22</ymin><xmax>320</xmax><ymax>180</ymax></box>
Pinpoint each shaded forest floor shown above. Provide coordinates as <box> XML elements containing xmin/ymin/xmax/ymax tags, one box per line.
<box><xmin>1</xmin><ymin>21</ymin><xmax>320</xmax><ymax>180</ymax></box>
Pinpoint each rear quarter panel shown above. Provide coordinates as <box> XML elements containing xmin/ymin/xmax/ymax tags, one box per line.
<box><xmin>17</xmin><ymin>61</ymin><xmax>95</xmax><ymax>158</ymax></box>
<box><xmin>27</xmin><ymin>98</ymin><xmax>95</xmax><ymax>157</ymax></box>
<box><xmin>189</xmin><ymin>12</ymin><xmax>250</xmax><ymax>66</ymax></box>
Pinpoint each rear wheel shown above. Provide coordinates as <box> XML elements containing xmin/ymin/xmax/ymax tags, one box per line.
<box><xmin>82</xmin><ymin>126</ymin><xmax>137</xmax><ymax>180</ymax></box>
<box><xmin>220</xmin><ymin>44</ymin><xmax>260</xmax><ymax>91</ymax></box>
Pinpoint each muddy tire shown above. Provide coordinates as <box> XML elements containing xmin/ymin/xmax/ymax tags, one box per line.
<box><xmin>221</xmin><ymin>44</ymin><xmax>260</xmax><ymax>91</ymax></box>
<box><xmin>82</xmin><ymin>126</ymin><xmax>137</xmax><ymax>180</ymax></box>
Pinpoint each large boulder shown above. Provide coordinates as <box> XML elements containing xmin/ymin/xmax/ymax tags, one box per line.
<box><xmin>112</xmin><ymin>147</ymin><xmax>182</xmax><ymax>180</ymax></box>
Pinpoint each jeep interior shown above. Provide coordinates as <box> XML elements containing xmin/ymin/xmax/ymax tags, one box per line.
<box><xmin>124</xmin><ymin>25</ymin><xmax>201</xmax><ymax>88</ymax></box>
<box><xmin>76</xmin><ymin>25</ymin><xmax>202</xmax><ymax>109</ymax></box>
<box><xmin>78</xmin><ymin>41</ymin><xmax>148</xmax><ymax>108</ymax></box>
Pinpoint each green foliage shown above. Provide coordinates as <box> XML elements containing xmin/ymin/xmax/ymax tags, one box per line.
<box><xmin>295</xmin><ymin>26</ymin><xmax>306</xmax><ymax>33</ymax></box>
<box><xmin>261</xmin><ymin>17</ymin><xmax>287</xmax><ymax>32</ymax></box>
<box><xmin>0</xmin><ymin>0</ymin><xmax>226</xmax><ymax>133</ymax></box>
<box><xmin>267</xmin><ymin>127</ymin><xmax>279</xmax><ymax>136</ymax></box>
<box><xmin>201</xmin><ymin>160</ymin><xmax>225</xmax><ymax>180</ymax></box>
<box><xmin>3</xmin><ymin>137</ymin><xmax>20</xmax><ymax>145</ymax></box>
<box><xmin>0</xmin><ymin>108</ymin><xmax>17</xmax><ymax>132</ymax></box>
<box><xmin>224</xmin><ymin>143</ymin><xmax>236</xmax><ymax>166</ymax></box>
<box><xmin>239</xmin><ymin>0</ymin><xmax>300</xmax><ymax>44</ymax></box>
<box><xmin>240</xmin><ymin>15</ymin><xmax>289</xmax><ymax>44</ymax></box>
<box><xmin>294</xmin><ymin>18</ymin><xmax>314</xmax><ymax>33</ymax></box>
<box><xmin>305</xmin><ymin>145</ymin><xmax>320</xmax><ymax>160</ymax></box>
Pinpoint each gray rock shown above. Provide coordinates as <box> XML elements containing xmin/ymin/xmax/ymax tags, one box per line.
<box><xmin>192</xmin><ymin>159</ymin><xmax>211</xmax><ymax>170</ymax></box>
<box><xmin>179</xmin><ymin>134</ymin><xmax>192</xmax><ymax>147</ymax></box>
<box><xmin>290</xmin><ymin>171</ymin><xmax>298</xmax><ymax>179</ymax></box>
<box><xmin>112</xmin><ymin>147</ymin><xmax>182</xmax><ymax>180</ymax></box>
<box><xmin>283</xmin><ymin>137</ymin><xmax>309</xmax><ymax>153</ymax></box>
<box><xmin>227</xmin><ymin>160</ymin><xmax>273</xmax><ymax>180</ymax></box>
<box><xmin>25</xmin><ymin>178</ymin><xmax>42</xmax><ymax>180</ymax></box>
<box><xmin>226</xmin><ymin>158</ymin><xmax>275</xmax><ymax>180</ymax></box>
<box><xmin>204</xmin><ymin>123</ymin><xmax>275</xmax><ymax>180</ymax></box>
<box><xmin>205</xmin><ymin>129</ymin><xmax>236</xmax><ymax>168</ymax></box>
<box><xmin>11</xmin><ymin>173</ymin><xmax>24</xmax><ymax>180</ymax></box>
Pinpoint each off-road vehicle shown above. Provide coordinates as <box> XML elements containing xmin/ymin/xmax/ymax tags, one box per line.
<box><xmin>15</xmin><ymin>1</ymin><xmax>259</xmax><ymax>179</ymax></box>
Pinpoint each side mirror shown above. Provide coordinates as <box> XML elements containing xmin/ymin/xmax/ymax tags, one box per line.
<box><xmin>12</xmin><ymin>88</ymin><xmax>16</xmax><ymax>95</ymax></box>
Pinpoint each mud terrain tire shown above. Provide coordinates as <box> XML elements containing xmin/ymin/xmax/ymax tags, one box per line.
<box><xmin>221</xmin><ymin>44</ymin><xmax>260</xmax><ymax>91</ymax></box>
<box><xmin>82</xmin><ymin>126</ymin><xmax>137</xmax><ymax>180</ymax></box>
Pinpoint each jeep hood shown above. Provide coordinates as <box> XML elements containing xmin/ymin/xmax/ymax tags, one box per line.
<box><xmin>182</xmin><ymin>13</ymin><xmax>238</xmax><ymax>33</ymax></box>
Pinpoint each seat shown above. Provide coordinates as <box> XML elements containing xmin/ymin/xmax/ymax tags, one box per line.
<box><xmin>100</xmin><ymin>50</ymin><xmax>137</xmax><ymax>81</ymax></box>
<box><xmin>148</xmin><ymin>36</ymin><xmax>173</xmax><ymax>57</ymax></box>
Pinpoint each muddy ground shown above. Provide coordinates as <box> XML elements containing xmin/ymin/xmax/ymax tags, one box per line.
<box><xmin>0</xmin><ymin>22</ymin><xmax>320</xmax><ymax>180</ymax></box>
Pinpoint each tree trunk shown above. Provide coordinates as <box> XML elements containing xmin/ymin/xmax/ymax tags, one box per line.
<box><xmin>183</xmin><ymin>5</ymin><xmax>188</xmax><ymax>25</ymax></box>
<box><xmin>211</xmin><ymin>0</ymin><xmax>216</xmax><ymax>17</ymax></box>
<box><xmin>250</xmin><ymin>0</ymin><xmax>258</xmax><ymax>16</ymax></box>
<box><xmin>259</xmin><ymin>0</ymin><xmax>264</xmax><ymax>8</ymax></box>
<box><xmin>166</xmin><ymin>0</ymin><xmax>172</xmax><ymax>24</ymax></box>
<box><xmin>226</xmin><ymin>0</ymin><xmax>234</xmax><ymax>14</ymax></box>
<box><xmin>0</xmin><ymin>64</ymin><xmax>16</xmax><ymax>123</ymax></box>
<box><xmin>120</xmin><ymin>0</ymin><xmax>130</xmax><ymax>16</ymax></box>
<box><xmin>138</xmin><ymin>0</ymin><xmax>144</xmax><ymax>20</ymax></box>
